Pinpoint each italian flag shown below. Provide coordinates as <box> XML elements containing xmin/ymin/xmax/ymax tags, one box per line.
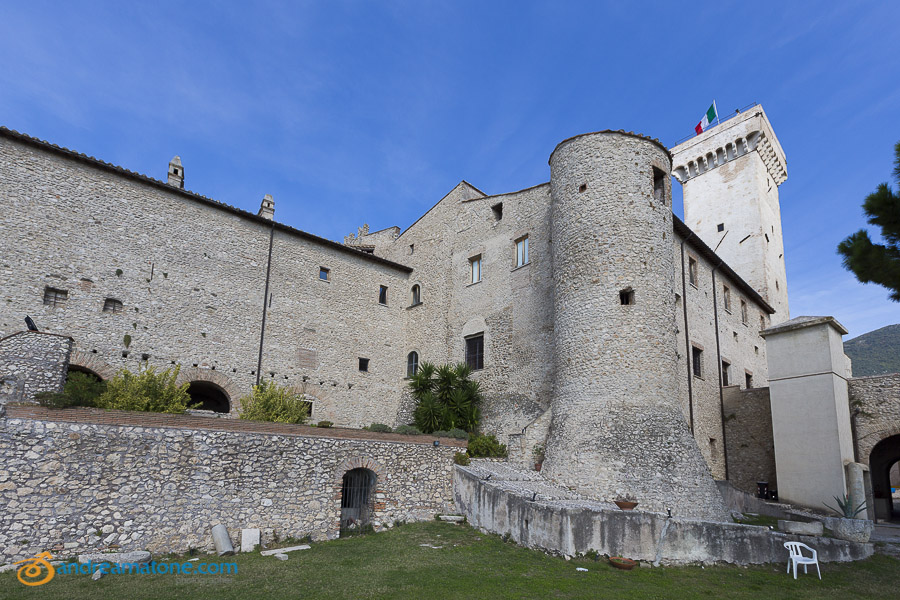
<box><xmin>695</xmin><ymin>102</ymin><xmax>717</xmax><ymax>135</ymax></box>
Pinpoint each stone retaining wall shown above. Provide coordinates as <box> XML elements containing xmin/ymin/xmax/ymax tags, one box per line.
<box><xmin>0</xmin><ymin>409</ymin><xmax>461</xmax><ymax>565</ymax></box>
<box><xmin>454</xmin><ymin>465</ymin><xmax>873</xmax><ymax>565</ymax></box>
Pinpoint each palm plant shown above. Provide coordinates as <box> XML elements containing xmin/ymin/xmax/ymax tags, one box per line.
<box><xmin>408</xmin><ymin>361</ymin><xmax>482</xmax><ymax>433</ymax></box>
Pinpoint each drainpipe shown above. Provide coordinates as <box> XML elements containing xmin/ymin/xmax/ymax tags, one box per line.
<box><xmin>680</xmin><ymin>233</ymin><xmax>695</xmax><ymax>433</ymax></box>
<box><xmin>711</xmin><ymin>261</ymin><xmax>729</xmax><ymax>480</ymax></box>
<box><xmin>256</xmin><ymin>223</ymin><xmax>276</xmax><ymax>386</ymax></box>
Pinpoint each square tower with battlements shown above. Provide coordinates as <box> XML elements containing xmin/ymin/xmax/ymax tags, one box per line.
<box><xmin>672</xmin><ymin>104</ymin><xmax>790</xmax><ymax>322</ymax></box>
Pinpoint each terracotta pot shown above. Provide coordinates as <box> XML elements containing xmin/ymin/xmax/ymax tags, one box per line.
<box><xmin>614</xmin><ymin>500</ymin><xmax>638</xmax><ymax>510</ymax></box>
<box><xmin>609</xmin><ymin>557</ymin><xmax>637</xmax><ymax>571</ymax></box>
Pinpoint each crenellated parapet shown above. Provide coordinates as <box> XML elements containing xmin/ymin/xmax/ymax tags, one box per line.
<box><xmin>672</xmin><ymin>105</ymin><xmax>788</xmax><ymax>186</ymax></box>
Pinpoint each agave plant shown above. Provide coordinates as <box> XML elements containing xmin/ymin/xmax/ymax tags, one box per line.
<box><xmin>824</xmin><ymin>493</ymin><xmax>867</xmax><ymax>519</ymax></box>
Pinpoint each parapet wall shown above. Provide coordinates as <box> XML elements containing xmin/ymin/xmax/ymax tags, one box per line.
<box><xmin>0</xmin><ymin>407</ymin><xmax>461</xmax><ymax>565</ymax></box>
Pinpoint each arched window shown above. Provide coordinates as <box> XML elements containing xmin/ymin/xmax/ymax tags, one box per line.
<box><xmin>407</xmin><ymin>351</ymin><xmax>419</xmax><ymax>377</ymax></box>
<box><xmin>186</xmin><ymin>381</ymin><xmax>231</xmax><ymax>413</ymax></box>
<box><xmin>411</xmin><ymin>284</ymin><xmax>421</xmax><ymax>306</ymax></box>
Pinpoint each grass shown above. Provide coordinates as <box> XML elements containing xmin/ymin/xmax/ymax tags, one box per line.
<box><xmin>1</xmin><ymin>521</ymin><xmax>897</xmax><ymax>599</ymax></box>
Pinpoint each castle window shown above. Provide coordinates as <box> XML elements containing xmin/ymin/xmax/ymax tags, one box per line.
<box><xmin>760</xmin><ymin>314</ymin><xmax>766</xmax><ymax>330</ymax></box>
<box><xmin>578</xmin><ymin>183</ymin><xmax>587</xmax><ymax>193</ymax></box>
<box><xmin>619</xmin><ymin>288</ymin><xmax>634</xmax><ymax>305</ymax></box>
<box><xmin>515</xmin><ymin>236</ymin><xmax>529</xmax><ymax>268</ymax></box>
<box><xmin>491</xmin><ymin>202</ymin><xmax>503</xmax><ymax>220</ymax></box>
<box><xmin>717</xmin><ymin>223</ymin><xmax>725</xmax><ymax>232</ymax></box>
<box><xmin>411</xmin><ymin>285</ymin><xmax>421</xmax><ymax>306</ymax></box>
<box><xmin>43</xmin><ymin>287</ymin><xmax>68</xmax><ymax>307</ymax></box>
<box><xmin>465</xmin><ymin>334</ymin><xmax>484</xmax><ymax>371</ymax></box>
<box><xmin>103</xmin><ymin>298</ymin><xmax>123</xmax><ymax>313</ymax></box>
<box><xmin>407</xmin><ymin>351</ymin><xmax>419</xmax><ymax>377</ymax></box>
<box><xmin>470</xmin><ymin>255</ymin><xmax>482</xmax><ymax>284</ymax></box>
<box><xmin>691</xmin><ymin>346</ymin><xmax>703</xmax><ymax>378</ymax></box>
<box><xmin>721</xmin><ymin>360</ymin><xmax>731</xmax><ymax>386</ymax></box>
<box><xmin>688</xmin><ymin>257</ymin><xmax>698</xmax><ymax>287</ymax></box>
<box><xmin>740</xmin><ymin>299</ymin><xmax>748</xmax><ymax>325</ymax></box>
<box><xmin>723</xmin><ymin>285</ymin><xmax>731</xmax><ymax>312</ymax></box>
<box><xmin>652</xmin><ymin>167</ymin><xmax>665</xmax><ymax>202</ymax></box>
<box><xmin>319</xmin><ymin>267</ymin><xmax>330</xmax><ymax>281</ymax></box>
<box><xmin>379</xmin><ymin>285</ymin><xmax>388</xmax><ymax>305</ymax></box>
<box><xmin>745</xmin><ymin>371</ymin><xmax>753</xmax><ymax>389</ymax></box>
<box><xmin>358</xmin><ymin>358</ymin><xmax>369</xmax><ymax>372</ymax></box>
<box><xmin>409</xmin><ymin>244</ymin><xmax>415</xmax><ymax>255</ymax></box>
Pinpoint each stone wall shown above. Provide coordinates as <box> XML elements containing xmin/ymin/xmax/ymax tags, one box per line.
<box><xmin>0</xmin><ymin>408</ymin><xmax>461</xmax><ymax>565</ymax></box>
<box><xmin>722</xmin><ymin>385</ymin><xmax>776</xmax><ymax>495</ymax></box>
<box><xmin>0</xmin><ymin>331</ymin><xmax>72</xmax><ymax>410</ymax></box>
<box><xmin>850</xmin><ymin>374</ymin><xmax>900</xmax><ymax>463</ymax></box>
<box><xmin>454</xmin><ymin>464</ymin><xmax>872</xmax><ymax>565</ymax></box>
<box><xmin>0</xmin><ymin>131</ymin><xmax>412</xmax><ymax>428</ymax></box>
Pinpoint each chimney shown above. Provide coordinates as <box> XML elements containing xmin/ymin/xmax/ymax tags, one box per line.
<box><xmin>167</xmin><ymin>156</ymin><xmax>184</xmax><ymax>188</ymax></box>
<box><xmin>258</xmin><ymin>194</ymin><xmax>275</xmax><ymax>220</ymax></box>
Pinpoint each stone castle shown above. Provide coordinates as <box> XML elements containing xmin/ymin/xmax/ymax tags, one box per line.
<box><xmin>1</xmin><ymin>104</ymin><xmax>897</xmax><ymax>563</ymax></box>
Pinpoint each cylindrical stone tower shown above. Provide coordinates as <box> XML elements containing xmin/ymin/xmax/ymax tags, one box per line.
<box><xmin>543</xmin><ymin>131</ymin><xmax>727</xmax><ymax>521</ymax></box>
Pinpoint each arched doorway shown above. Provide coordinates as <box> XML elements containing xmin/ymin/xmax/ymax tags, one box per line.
<box><xmin>869</xmin><ymin>434</ymin><xmax>900</xmax><ymax>521</ymax></box>
<box><xmin>186</xmin><ymin>381</ymin><xmax>231</xmax><ymax>413</ymax></box>
<box><xmin>340</xmin><ymin>468</ymin><xmax>376</xmax><ymax>535</ymax></box>
<box><xmin>66</xmin><ymin>364</ymin><xmax>104</xmax><ymax>381</ymax></box>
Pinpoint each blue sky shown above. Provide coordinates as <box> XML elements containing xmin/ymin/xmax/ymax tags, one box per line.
<box><xmin>2</xmin><ymin>1</ymin><xmax>897</xmax><ymax>337</ymax></box>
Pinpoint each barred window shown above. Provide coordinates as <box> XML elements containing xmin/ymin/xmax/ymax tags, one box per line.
<box><xmin>465</xmin><ymin>334</ymin><xmax>484</xmax><ymax>371</ymax></box>
<box><xmin>43</xmin><ymin>287</ymin><xmax>68</xmax><ymax>307</ymax></box>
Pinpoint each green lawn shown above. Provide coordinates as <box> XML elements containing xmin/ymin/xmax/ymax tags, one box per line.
<box><xmin>1</xmin><ymin>521</ymin><xmax>897</xmax><ymax>599</ymax></box>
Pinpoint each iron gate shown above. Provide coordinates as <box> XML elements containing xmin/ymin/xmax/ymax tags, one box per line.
<box><xmin>340</xmin><ymin>468</ymin><xmax>376</xmax><ymax>535</ymax></box>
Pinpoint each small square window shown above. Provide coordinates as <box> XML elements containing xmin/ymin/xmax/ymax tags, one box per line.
<box><xmin>717</xmin><ymin>223</ymin><xmax>725</xmax><ymax>232</ymax></box>
<box><xmin>619</xmin><ymin>288</ymin><xmax>634</xmax><ymax>305</ymax></box>
<box><xmin>103</xmin><ymin>298</ymin><xmax>123</xmax><ymax>313</ymax></box>
<box><xmin>470</xmin><ymin>255</ymin><xmax>482</xmax><ymax>284</ymax></box>
<box><xmin>358</xmin><ymin>358</ymin><xmax>369</xmax><ymax>372</ymax></box>
<box><xmin>319</xmin><ymin>267</ymin><xmax>330</xmax><ymax>281</ymax></box>
<box><xmin>515</xmin><ymin>236</ymin><xmax>529</xmax><ymax>268</ymax></box>
<box><xmin>465</xmin><ymin>334</ymin><xmax>484</xmax><ymax>370</ymax></box>
<box><xmin>379</xmin><ymin>285</ymin><xmax>388</xmax><ymax>305</ymax></box>
<box><xmin>43</xmin><ymin>287</ymin><xmax>68</xmax><ymax>307</ymax></box>
<box><xmin>491</xmin><ymin>203</ymin><xmax>503</xmax><ymax>220</ymax></box>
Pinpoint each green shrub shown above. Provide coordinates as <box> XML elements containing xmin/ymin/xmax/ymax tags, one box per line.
<box><xmin>34</xmin><ymin>371</ymin><xmax>107</xmax><ymax>409</ymax></box>
<box><xmin>431</xmin><ymin>430</ymin><xmax>451</xmax><ymax>438</ymax></box>
<box><xmin>35</xmin><ymin>391</ymin><xmax>75</xmax><ymax>409</ymax></box>
<box><xmin>317</xmin><ymin>420</ymin><xmax>333</xmax><ymax>428</ymax></box>
<box><xmin>95</xmin><ymin>365</ymin><xmax>191</xmax><ymax>413</ymax></box>
<box><xmin>365</xmin><ymin>423</ymin><xmax>393</xmax><ymax>433</ymax></box>
<box><xmin>239</xmin><ymin>380</ymin><xmax>310</xmax><ymax>424</ymax></box>
<box><xmin>410</xmin><ymin>362</ymin><xmax>482</xmax><ymax>434</ymax></box>
<box><xmin>393</xmin><ymin>424</ymin><xmax>422</xmax><ymax>436</ymax></box>
<box><xmin>64</xmin><ymin>371</ymin><xmax>106</xmax><ymax>407</ymax></box>
<box><xmin>447</xmin><ymin>428</ymin><xmax>468</xmax><ymax>440</ymax></box>
<box><xmin>453</xmin><ymin>452</ymin><xmax>470</xmax><ymax>466</ymax></box>
<box><xmin>467</xmin><ymin>433</ymin><xmax>508</xmax><ymax>458</ymax></box>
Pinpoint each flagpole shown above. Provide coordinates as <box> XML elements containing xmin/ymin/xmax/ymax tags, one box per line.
<box><xmin>713</xmin><ymin>99</ymin><xmax>719</xmax><ymax>127</ymax></box>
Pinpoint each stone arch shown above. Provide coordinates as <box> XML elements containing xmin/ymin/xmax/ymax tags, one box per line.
<box><xmin>68</xmin><ymin>350</ymin><xmax>116</xmax><ymax>381</ymax></box>
<box><xmin>868</xmin><ymin>433</ymin><xmax>900</xmax><ymax>521</ymax></box>
<box><xmin>335</xmin><ymin>456</ymin><xmax>384</xmax><ymax>534</ymax></box>
<box><xmin>175</xmin><ymin>367</ymin><xmax>243</xmax><ymax>414</ymax></box>
<box><xmin>185</xmin><ymin>380</ymin><xmax>231</xmax><ymax>413</ymax></box>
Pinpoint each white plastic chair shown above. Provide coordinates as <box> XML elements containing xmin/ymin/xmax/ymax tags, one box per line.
<box><xmin>784</xmin><ymin>541</ymin><xmax>821</xmax><ymax>580</ymax></box>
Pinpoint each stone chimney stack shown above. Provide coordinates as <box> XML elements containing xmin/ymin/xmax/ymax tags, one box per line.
<box><xmin>258</xmin><ymin>194</ymin><xmax>275</xmax><ymax>220</ymax></box>
<box><xmin>167</xmin><ymin>156</ymin><xmax>184</xmax><ymax>189</ymax></box>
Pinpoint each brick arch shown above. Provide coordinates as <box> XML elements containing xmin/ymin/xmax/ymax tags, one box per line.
<box><xmin>68</xmin><ymin>350</ymin><xmax>116</xmax><ymax>381</ymax></box>
<box><xmin>334</xmin><ymin>456</ymin><xmax>385</xmax><ymax>485</ymax></box>
<box><xmin>175</xmin><ymin>367</ymin><xmax>244</xmax><ymax>414</ymax></box>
